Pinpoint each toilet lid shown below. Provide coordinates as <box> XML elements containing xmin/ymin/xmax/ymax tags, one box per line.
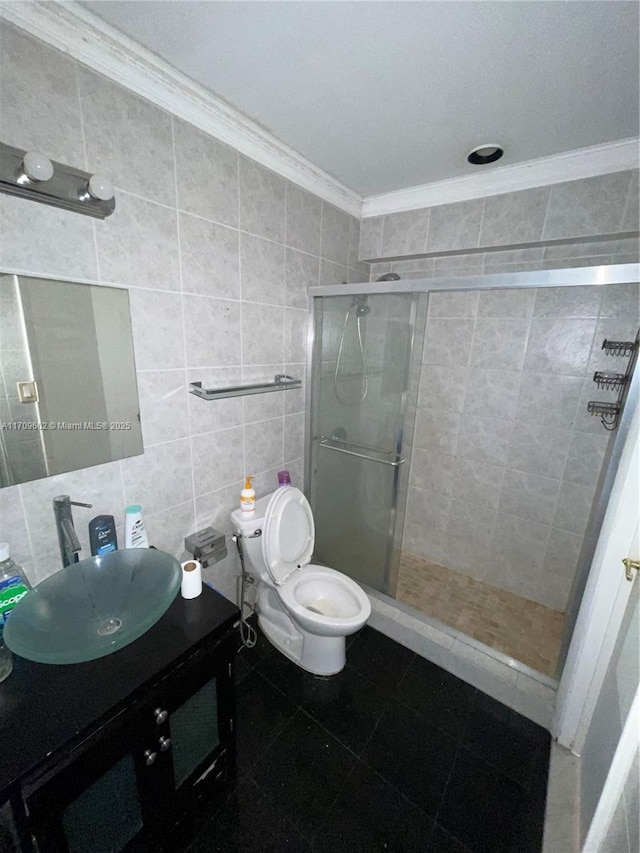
<box><xmin>262</xmin><ymin>487</ymin><xmax>315</xmax><ymax>585</ymax></box>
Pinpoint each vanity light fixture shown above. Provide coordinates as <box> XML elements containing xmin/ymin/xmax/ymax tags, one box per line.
<box><xmin>0</xmin><ymin>140</ymin><xmax>115</xmax><ymax>218</ymax></box>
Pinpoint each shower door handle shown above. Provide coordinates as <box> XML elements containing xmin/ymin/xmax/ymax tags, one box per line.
<box><xmin>317</xmin><ymin>438</ymin><xmax>405</xmax><ymax>467</ymax></box>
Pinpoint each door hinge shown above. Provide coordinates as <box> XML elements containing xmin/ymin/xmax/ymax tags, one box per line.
<box><xmin>622</xmin><ymin>557</ymin><xmax>640</xmax><ymax>581</ymax></box>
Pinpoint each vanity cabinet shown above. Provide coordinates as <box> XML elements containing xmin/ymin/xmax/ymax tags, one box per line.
<box><xmin>0</xmin><ymin>586</ymin><xmax>239</xmax><ymax>853</ymax></box>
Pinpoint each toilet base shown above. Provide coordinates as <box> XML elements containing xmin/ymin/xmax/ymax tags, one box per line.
<box><xmin>258</xmin><ymin>612</ymin><xmax>347</xmax><ymax>676</ymax></box>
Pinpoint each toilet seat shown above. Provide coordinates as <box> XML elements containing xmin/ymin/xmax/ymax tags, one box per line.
<box><xmin>262</xmin><ymin>487</ymin><xmax>315</xmax><ymax>585</ymax></box>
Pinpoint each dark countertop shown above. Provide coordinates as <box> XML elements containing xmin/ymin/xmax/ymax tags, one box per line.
<box><xmin>0</xmin><ymin>585</ymin><xmax>239</xmax><ymax>803</ymax></box>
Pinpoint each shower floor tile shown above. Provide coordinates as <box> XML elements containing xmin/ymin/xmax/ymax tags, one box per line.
<box><xmin>187</xmin><ymin>623</ymin><xmax>550</xmax><ymax>853</ymax></box>
<box><xmin>396</xmin><ymin>552</ymin><xmax>564</xmax><ymax>677</ymax></box>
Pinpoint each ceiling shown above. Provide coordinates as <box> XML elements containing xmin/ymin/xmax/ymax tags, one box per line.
<box><xmin>82</xmin><ymin>1</ymin><xmax>639</xmax><ymax>197</ymax></box>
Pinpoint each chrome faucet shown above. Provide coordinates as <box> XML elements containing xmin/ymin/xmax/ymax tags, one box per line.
<box><xmin>53</xmin><ymin>495</ymin><xmax>92</xmax><ymax>567</ymax></box>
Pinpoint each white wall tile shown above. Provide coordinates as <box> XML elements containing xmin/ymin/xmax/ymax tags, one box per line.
<box><xmin>239</xmin><ymin>156</ymin><xmax>286</xmax><ymax>242</ymax></box>
<box><xmin>180</xmin><ymin>213</ymin><xmax>240</xmax><ymax>299</ymax></box>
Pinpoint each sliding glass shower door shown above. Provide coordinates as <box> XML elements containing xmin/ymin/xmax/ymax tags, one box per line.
<box><xmin>308</xmin><ymin>292</ymin><xmax>422</xmax><ymax>595</ymax></box>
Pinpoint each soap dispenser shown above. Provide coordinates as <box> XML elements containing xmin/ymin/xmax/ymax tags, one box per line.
<box><xmin>240</xmin><ymin>476</ymin><xmax>255</xmax><ymax>513</ymax></box>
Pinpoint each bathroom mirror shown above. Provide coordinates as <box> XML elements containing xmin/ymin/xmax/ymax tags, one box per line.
<box><xmin>0</xmin><ymin>273</ymin><xmax>143</xmax><ymax>488</ymax></box>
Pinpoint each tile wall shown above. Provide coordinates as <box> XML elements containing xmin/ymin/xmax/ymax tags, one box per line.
<box><xmin>0</xmin><ymin>21</ymin><xmax>367</xmax><ymax>598</ymax></box>
<box><xmin>361</xmin><ymin>169</ymin><xmax>640</xmax><ymax>262</ymax></box>
<box><xmin>401</xmin><ymin>281</ymin><xmax>640</xmax><ymax>612</ymax></box>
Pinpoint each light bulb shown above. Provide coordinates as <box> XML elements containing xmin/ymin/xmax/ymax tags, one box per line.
<box><xmin>22</xmin><ymin>151</ymin><xmax>54</xmax><ymax>182</ymax></box>
<box><xmin>87</xmin><ymin>174</ymin><xmax>114</xmax><ymax>201</ymax></box>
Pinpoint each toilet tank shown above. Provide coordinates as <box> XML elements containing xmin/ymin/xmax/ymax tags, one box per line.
<box><xmin>230</xmin><ymin>494</ymin><xmax>271</xmax><ymax>575</ymax></box>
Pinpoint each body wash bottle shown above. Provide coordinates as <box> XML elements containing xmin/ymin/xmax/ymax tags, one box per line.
<box><xmin>124</xmin><ymin>505</ymin><xmax>149</xmax><ymax>548</ymax></box>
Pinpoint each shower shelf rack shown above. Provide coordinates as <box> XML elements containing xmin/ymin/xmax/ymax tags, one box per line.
<box><xmin>587</xmin><ymin>334</ymin><xmax>639</xmax><ymax>431</ymax></box>
<box><xmin>189</xmin><ymin>374</ymin><xmax>301</xmax><ymax>401</ymax></box>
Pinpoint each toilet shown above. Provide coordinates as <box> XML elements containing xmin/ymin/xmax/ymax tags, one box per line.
<box><xmin>231</xmin><ymin>486</ymin><xmax>371</xmax><ymax>675</ymax></box>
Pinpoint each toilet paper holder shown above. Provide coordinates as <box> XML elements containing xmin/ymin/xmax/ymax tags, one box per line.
<box><xmin>184</xmin><ymin>527</ymin><xmax>227</xmax><ymax>568</ymax></box>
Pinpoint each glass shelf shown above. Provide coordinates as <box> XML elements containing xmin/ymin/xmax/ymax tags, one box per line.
<box><xmin>189</xmin><ymin>374</ymin><xmax>301</xmax><ymax>401</ymax></box>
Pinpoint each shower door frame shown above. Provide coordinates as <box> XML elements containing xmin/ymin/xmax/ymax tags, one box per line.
<box><xmin>306</xmin><ymin>262</ymin><xmax>640</xmax><ymax>677</ymax></box>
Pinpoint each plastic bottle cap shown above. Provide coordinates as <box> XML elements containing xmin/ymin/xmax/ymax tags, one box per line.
<box><xmin>125</xmin><ymin>504</ymin><xmax>142</xmax><ymax>514</ymax></box>
<box><xmin>244</xmin><ymin>476</ymin><xmax>253</xmax><ymax>490</ymax></box>
<box><xmin>0</xmin><ymin>543</ymin><xmax>9</xmax><ymax>562</ymax></box>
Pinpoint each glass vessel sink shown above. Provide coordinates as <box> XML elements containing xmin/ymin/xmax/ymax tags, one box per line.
<box><xmin>4</xmin><ymin>549</ymin><xmax>181</xmax><ymax>664</ymax></box>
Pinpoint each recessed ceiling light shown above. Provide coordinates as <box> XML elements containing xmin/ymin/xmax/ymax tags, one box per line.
<box><xmin>467</xmin><ymin>144</ymin><xmax>504</xmax><ymax>165</ymax></box>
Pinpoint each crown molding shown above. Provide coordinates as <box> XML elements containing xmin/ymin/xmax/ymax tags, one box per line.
<box><xmin>362</xmin><ymin>138</ymin><xmax>640</xmax><ymax>218</ymax></box>
<box><xmin>0</xmin><ymin>0</ymin><xmax>364</xmax><ymax>217</ymax></box>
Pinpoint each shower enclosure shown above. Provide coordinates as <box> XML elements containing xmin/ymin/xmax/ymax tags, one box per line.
<box><xmin>307</xmin><ymin>264</ymin><xmax>640</xmax><ymax>680</ymax></box>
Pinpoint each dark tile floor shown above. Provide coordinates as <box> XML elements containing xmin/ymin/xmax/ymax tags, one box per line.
<box><xmin>189</xmin><ymin>626</ymin><xmax>551</xmax><ymax>853</ymax></box>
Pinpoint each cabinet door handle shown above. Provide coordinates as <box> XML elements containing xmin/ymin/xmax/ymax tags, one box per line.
<box><xmin>154</xmin><ymin>708</ymin><xmax>168</xmax><ymax>725</ymax></box>
<box><xmin>158</xmin><ymin>736</ymin><xmax>171</xmax><ymax>752</ymax></box>
<box><xmin>144</xmin><ymin>749</ymin><xmax>157</xmax><ymax>766</ymax></box>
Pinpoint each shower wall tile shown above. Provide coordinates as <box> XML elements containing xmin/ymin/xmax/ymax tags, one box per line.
<box><xmin>599</xmin><ymin>282</ymin><xmax>640</xmax><ymax>321</ymax></box>
<box><xmin>422</xmin><ymin>319</ymin><xmax>474</xmax><ymax>366</ymax></box>
<box><xmin>319</xmin><ymin>258</ymin><xmax>350</xmax><ymax>284</ymax></box>
<box><xmin>446</xmin><ymin>500</ymin><xmax>495</xmax><ymax>576</ymax></box>
<box><xmin>533</xmin><ymin>286</ymin><xmax>602</xmax><ymax>319</ymax></box>
<box><xmin>418</xmin><ymin>365</ymin><xmax>468</xmax><ymax>413</ymax></box>
<box><xmin>79</xmin><ymin>68</ymin><xmax>175</xmax><ymax>206</ymax></box>
<box><xmin>409</xmin><ymin>449</ymin><xmax>454</xmax><ymax>496</ymax></box>
<box><xmin>542</xmin><ymin>172</ymin><xmax>632</xmax><ymax>240</ymax></box>
<box><xmin>456</xmin><ymin>416</ymin><xmax>513</xmax><ymax>466</ymax></box>
<box><xmin>404</xmin><ymin>487</ymin><xmax>450</xmax><ymax>565</ymax></box>
<box><xmin>515</xmin><ymin>372</ymin><xmax>583</xmax><ymax>428</ymax></box>
<box><xmin>490</xmin><ymin>513</ymin><xmax>548</xmax><ymax>576</ymax></box>
<box><xmin>451</xmin><ymin>457</ymin><xmax>504</xmax><ymax>510</ymax></box>
<box><xmin>469</xmin><ymin>318</ymin><xmax>529</xmax><ymax>370</ymax></box>
<box><xmin>498</xmin><ymin>470</ymin><xmax>561</xmax><ymax>526</ymax></box>
<box><xmin>463</xmin><ymin>368</ymin><xmax>521</xmax><ymax>420</ymax></box>
<box><xmin>506</xmin><ymin>422</ymin><xmax>572</xmax><ymax>480</ymax></box>
<box><xmin>524</xmin><ymin>318</ymin><xmax>597</xmax><ymax>376</ymax></box>
<box><xmin>433</xmin><ymin>252</ymin><xmax>484</xmax><ymax>273</ymax></box>
<box><xmin>553</xmin><ymin>482</ymin><xmax>596</xmax><ymax>536</ymax></box>
<box><xmin>285</xmin><ymin>183</ymin><xmax>322</xmax><ymax>255</ymax></box>
<box><xmin>241</xmin><ymin>364</ymin><xmax>285</xmax><ymax>423</ymax></box>
<box><xmin>566</xmin><ymin>435</ymin><xmax>609</xmax><ymax>492</ymax></box>
<box><xmin>477</xmin><ymin>289</ymin><xmax>536</xmax><ymax>319</ymax></box>
<box><xmin>413</xmin><ymin>408</ymin><xmax>461</xmax><ymax>455</ymax></box>
<box><xmin>381</xmin><ymin>209</ymin><xmax>429</xmax><ymax>257</ymax></box>
<box><xmin>174</xmin><ymin>119</ymin><xmax>238</xmax><ymax>227</ymax></box>
<box><xmin>426</xmin><ymin>199</ymin><xmax>484</xmax><ymax>254</ymax></box>
<box><xmin>427</xmin><ymin>290</ymin><xmax>479</xmax><ymax>318</ymax></box>
<box><xmin>179</xmin><ymin>213</ymin><xmax>240</xmax><ymax>300</ymax></box>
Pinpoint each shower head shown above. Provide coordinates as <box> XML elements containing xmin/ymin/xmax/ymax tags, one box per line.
<box><xmin>376</xmin><ymin>273</ymin><xmax>401</xmax><ymax>282</ymax></box>
<box><xmin>352</xmin><ymin>295</ymin><xmax>370</xmax><ymax>317</ymax></box>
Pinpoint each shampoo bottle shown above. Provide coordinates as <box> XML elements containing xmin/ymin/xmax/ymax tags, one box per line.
<box><xmin>240</xmin><ymin>476</ymin><xmax>255</xmax><ymax>513</ymax></box>
<box><xmin>124</xmin><ymin>505</ymin><xmax>149</xmax><ymax>548</ymax></box>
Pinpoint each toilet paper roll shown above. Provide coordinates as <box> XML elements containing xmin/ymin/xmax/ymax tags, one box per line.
<box><xmin>181</xmin><ymin>559</ymin><xmax>203</xmax><ymax>599</ymax></box>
